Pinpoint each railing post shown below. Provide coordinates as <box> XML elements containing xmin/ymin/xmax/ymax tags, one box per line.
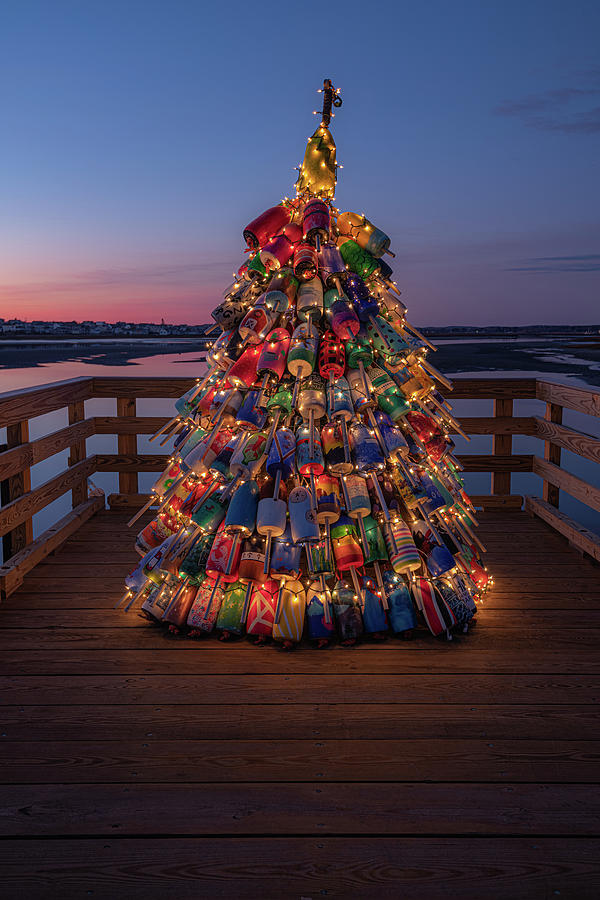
<box><xmin>491</xmin><ymin>398</ymin><xmax>513</xmax><ymax>495</ymax></box>
<box><xmin>543</xmin><ymin>401</ymin><xmax>562</xmax><ymax>508</ymax></box>
<box><xmin>1</xmin><ymin>420</ymin><xmax>33</xmax><ymax>560</ymax></box>
<box><xmin>117</xmin><ymin>397</ymin><xmax>138</xmax><ymax>497</ymax></box>
<box><xmin>68</xmin><ymin>401</ymin><xmax>88</xmax><ymax>508</ymax></box>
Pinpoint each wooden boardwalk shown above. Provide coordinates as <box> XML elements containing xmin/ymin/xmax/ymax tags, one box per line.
<box><xmin>1</xmin><ymin>508</ymin><xmax>599</xmax><ymax>898</ymax></box>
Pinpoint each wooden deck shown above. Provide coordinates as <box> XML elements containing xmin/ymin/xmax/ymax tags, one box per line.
<box><xmin>1</xmin><ymin>508</ymin><xmax>599</xmax><ymax>898</ymax></box>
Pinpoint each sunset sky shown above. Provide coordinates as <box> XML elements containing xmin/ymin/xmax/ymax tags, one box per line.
<box><xmin>1</xmin><ymin>0</ymin><xmax>599</xmax><ymax>325</ymax></box>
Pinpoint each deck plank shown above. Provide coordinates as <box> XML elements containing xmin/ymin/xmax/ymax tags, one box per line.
<box><xmin>0</xmin><ymin>738</ymin><xmax>598</xmax><ymax>783</ymax></box>
<box><xmin>1</xmin><ymin>627</ymin><xmax>598</xmax><ymax>651</ymax></box>
<box><xmin>1</xmin><ymin>507</ymin><xmax>599</xmax><ymax>898</ymax></box>
<box><xmin>3</xmin><ymin>647</ymin><xmax>600</xmax><ymax>674</ymax></box>
<box><xmin>2</xmin><ymin>782</ymin><xmax>599</xmax><ymax>836</ymax></box>
<box><xmin>1</xmin><ymin>837</ymin><xmax>598</xmax><ymax>900</ymax></box>
<box><xmin>2</xmin><ymin>703</ymin><xmax>598</xmax><ymax>741</ymax></box>
<box><xmin>2</xmin><ymin>673</ymin><xmax>598</xmax><ymax>705</ymax></box>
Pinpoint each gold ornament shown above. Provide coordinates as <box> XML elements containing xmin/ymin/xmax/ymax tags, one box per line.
<box><xmin>296</xmin><ymin>125</ymin><xmax>337</xmax><ymax>199</ymax></box>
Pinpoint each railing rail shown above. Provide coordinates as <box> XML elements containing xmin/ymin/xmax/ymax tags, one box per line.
<box><xmin>1</xmin><ymin>375</ymin><xmax>599</xmax><ymax>598</ymax></box>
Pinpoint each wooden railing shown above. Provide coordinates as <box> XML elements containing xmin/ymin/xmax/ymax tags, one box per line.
<box><xmin>1</xmin><ymin>375</ymin><xmax>599</xmax><ymax>597</ymax></box>
<box><xmin>449</xmin><ymin>377</ymin><xmax>600</xmax><ymax>561</ymax></box>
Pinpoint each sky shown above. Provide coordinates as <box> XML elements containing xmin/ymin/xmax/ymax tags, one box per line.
<box><xmin>0</xmin><ymin>0</ymin><xmax>599</xmax><ymax>326</ymax></box>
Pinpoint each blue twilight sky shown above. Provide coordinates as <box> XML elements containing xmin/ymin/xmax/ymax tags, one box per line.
<box><xmin>0</xmin><ymin>0</ymin><xmax>599</xmax><ymax>325</ymax></box>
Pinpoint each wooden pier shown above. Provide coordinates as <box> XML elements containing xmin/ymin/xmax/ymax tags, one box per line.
<box><xmin>1</xmin><ymin>376</ymin><xmax>599</xmax><ymax>898</ymax></box>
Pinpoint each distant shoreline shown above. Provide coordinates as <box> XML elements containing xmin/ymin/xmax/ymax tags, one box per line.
<box><xmin>1</xmin><ymin>333</ymin><xmax>600</xmax><ymax>387</ymax></box>
<box><xmin>0</xmin><ymin>336</ymin><xmax>211</xmax><ymax>346</ymax></box>
<box><xmin>1</xmin><ymin>326</ymin><xmax>599</xmax><ymax>343</ymax></box>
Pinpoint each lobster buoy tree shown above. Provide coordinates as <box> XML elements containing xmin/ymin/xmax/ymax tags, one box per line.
<box><xmin>119</xmin><ymin>80</ymin><xmax>492</xmax><ymax>649</ymax></box>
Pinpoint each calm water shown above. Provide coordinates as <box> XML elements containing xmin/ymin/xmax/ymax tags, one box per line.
<box><xmin>1</xmin><ymin>339</ymin><xmax>599</xmax><ymax>563</ymax></box>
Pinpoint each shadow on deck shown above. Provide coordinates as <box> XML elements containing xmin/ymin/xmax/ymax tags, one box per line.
<box><xmin>0</xmin><ymin>507</ymin><xmax>599</xmax><ymax>898</ymax></box>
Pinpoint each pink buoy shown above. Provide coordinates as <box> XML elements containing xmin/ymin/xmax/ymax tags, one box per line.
<box><xmin>293</xmin><ymin>243</ymin><xmax>318</xmax><ymax>280</ymax></box>
<box><xmin>228</xmin><ymin>344</ymin><xmax>261</xmax><ymax>389</ymax></box>
<box><xmin>260</xmin><ymin>233</ymin><xmax>296</xmax><ymax>272</ymax></box>
<box><xmin>303</xmin><ymin>198</ymin><xmax>330</xmax><ymax>250</ymax></box>
<box><xmin>206</xmin><ymin>521</ymin><xmax>242</xmax><ymax>583</ymax></box>
<box><xmin>318</xmin><ymin>331</ymin><xmax>345</xmax><ymax>379</ymax></box>
<box><xmin>238</xmin><ymin>304</ymin><xmax>278</xmax><ymax>344</ymax></box>
<box><xmin>243</xmin><ymin>206</ymin><xmax>291</xmax><ymax>249</ymax></box>
<box><xmin>257</xmin><ymin>328</ymin><xmax>291</xmax><ymax>380</ymax></box>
